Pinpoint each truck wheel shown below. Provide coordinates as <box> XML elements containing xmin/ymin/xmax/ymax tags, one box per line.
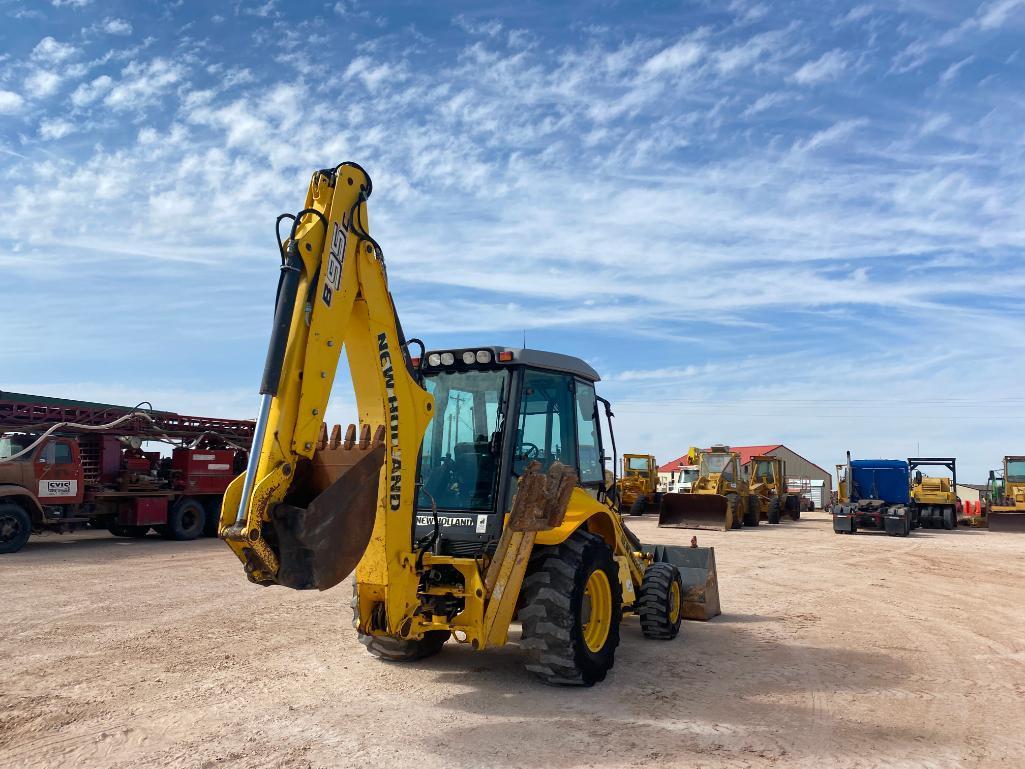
<box><xmin>743</xmin><ymin>496</ymin><xmax>760</xmax><ymax>527</ymax></box>
<box><xmin>162</xmin><ymin>498</ymin><xmax>205</xmax><ymax>541</ymax></box>
<box><xmin>520</xmin><ymin>530</ymin><xmax>622</xmax><ymax>686</ymax></box>
<box><xmin>0</xmin><ymin>502</ymin><xmax>31</xmax><ymax>554</ymax></box>
<box><xmin>638</xmin><ymin>562</ymin><xmax>684</xmax><ymax>640</ymax></box>
<box><xmin>942</xmin><ymin>508</ymin><xmax>955</xmax><ymax>530</ymax></box>
<box><xmin>725</xmin><ymin>493</ymin><xmax>743</xmax><ymax>529</ymax></box>
<box><xmin>767</xmin><ymin>495</ymin><xmax>782</xmax><ymax>524</ymax></box>
<box><xmin>107</xmin><ymin>524</ymin><xmax>150</xmax><ymax>538</ymax></box>
<box><xmin>351</xmin><ymin>581</ymin><xmax>450</xmax><ymax>661</ymax></box>
<box><xmin>628</xmin><ymin>497</ymin><xmax>646</xmax><ymax>517</ymax></box>
<box><xmin>202</xmin><ymin>497</ymin><xmax>223</xmax><ymax>537</ymax></box>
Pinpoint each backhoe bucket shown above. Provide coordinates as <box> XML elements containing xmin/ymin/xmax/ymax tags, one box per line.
<box><xmin>658</xmin><ymin>492</ymin><xmax>731</xmax><ymax>531</ymax></box>
<box><xmin>272</xmin><ymin>424</ymin><xmax>385</xmax><ymax>590</ymax></box>
<box><xmin>988</xmin><ymin>512</ymin><xmax>1025</xmax><ymax>533</ymax></box>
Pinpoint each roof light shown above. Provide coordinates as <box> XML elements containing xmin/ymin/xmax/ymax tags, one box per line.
<box><xmin>462</xmin><ymin>351</ymin><xmax>476</xmax><ymax>365</ymax></box>
<box><xmin>427</xmin><ymin>353</ymin><xmax>442</xmax><ymax>367</ymax></box>
<box><xmin>497</xmin><ymin>351</ymin><xmax>514</xmax><ymax>362</ymax></box>
<box><xmin>440</xmin><ymin>352</ymin><xmax>455</xmax><ymax>366</ymax></box>
<box><xmin>476</xmin><ymin>350</ymin><xmax>492</xmax><ymax>364</ymax></box>
<box><xmin>410</xmin><ymin>356</ymin><xmax>421</xmax><ymax>367</ymax></box>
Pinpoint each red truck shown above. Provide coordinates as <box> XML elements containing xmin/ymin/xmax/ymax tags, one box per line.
<box><xmin>0</xmin><ymin>392</ymin><xmax>253</xmax><ymax>554</ymax></box>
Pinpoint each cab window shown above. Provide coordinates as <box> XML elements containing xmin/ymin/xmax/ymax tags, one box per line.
<box><xmin>574</xmin><ymin>379</ymin><xmax>603</xmax><ymax>485</ymax></box>
<box><xmin>515</xmin><ymin>370</ymin><xmax>577</xmax><ymax>475</ymax></box>
<box><xmin>54</xmin><ymin>443</ymin><xmax>73</xmax><ymax>464</ymax></box>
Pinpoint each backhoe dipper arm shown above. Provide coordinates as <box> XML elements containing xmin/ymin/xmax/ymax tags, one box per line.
<box><xmin>220</xmin><ymin>163</ymin><xmax>434</xmax><ymax>592</ymax></box>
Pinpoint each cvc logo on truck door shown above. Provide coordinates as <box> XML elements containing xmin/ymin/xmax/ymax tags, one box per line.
<box><xmin>38</xmin><ymin>480</ymin><xmax>77</xmax><ymax>498</ymax></box>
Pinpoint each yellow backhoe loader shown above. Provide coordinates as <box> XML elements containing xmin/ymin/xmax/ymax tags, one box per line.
<box><xmin>988</xmin><ymin>456</ymin><xmax>1025</xmax><ymax>532</ymax></box>
<box><xmin>616</xmin><ymin>453</ymin><xmax>661</xmax><ymax>516</ymax></box>
<box><xmin>658</xmin><ymin>445</ymin><xmax>750</xmax><ymax>531</ymax></box>
<box><xmin>746</xmin><ymin>455</ymin><xmax>800</xmax><ymax>524</ymax></box>
<box><xmin>220</xmin><ymin>162</ymin><xmax>720</xmax><ymax>687</ymax></box>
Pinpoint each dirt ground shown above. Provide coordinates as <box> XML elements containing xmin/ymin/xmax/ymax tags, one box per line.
<box><xmin>2</xmin><ymin>512</ymin><xmax>1024</xmax><ymax>769</ymax></box>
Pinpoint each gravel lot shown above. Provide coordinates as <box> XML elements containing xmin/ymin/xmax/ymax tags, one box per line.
<box><xmin>2</xmin><ymin>511</ymin><xmax>1023</xmax><ymax>769</ymax></box>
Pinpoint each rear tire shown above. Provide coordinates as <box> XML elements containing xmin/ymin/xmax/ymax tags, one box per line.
<box><xmin>161</xmin><ymin>497</ymin><xmax>205</xmax><ymax>541</ymax></box>
<box><xmin>743</xmin><ymin>496</ymin><xmax>760</xmax><ymax>527</ymax></box>
<box><xmin>767</xmin><ymin>495</ymin><xmax>782</xmax><ymax>524</ymax></box>
<box><xmin>0</xmin><ymin>502</ymin><xmax>31</xmax><ymax>554</ymax></box>
<box><xmin>520</xmin><ymin>530</ymin><xmax>622</xmax><ymax>686</ymax></box>
<box><xmin>351</xmin><ymin>580</ymin><xmax>450</xmax><ymax>661</ymax></box>
<box><xmin>107</xmin><ymin>524</ymin><xmax>150</xmax><ymax>538</ymax></box>
<box><xmin>638</xmin><ymin>563</ymin><xmax>684</xmax><ymax>640</ymax></box>
<box><xmin>942</xmin><ymin>508</ymin><xmax>955</xmax><ymax>530</ymax></box>
<box><xmin>628</xmin><ymin>497</ymin><xmax>645</xmax><ymax>517</ymax></box>
<box><xmin>202</xmin><ymin>497</ymin><xmax>222</xmax><ymax>537</ymax></box>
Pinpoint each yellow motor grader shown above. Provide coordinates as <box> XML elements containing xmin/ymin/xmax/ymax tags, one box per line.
<box><xmin>658</xmin><ymin>445</ymin><xmax>751</xmax><ymax>530</ymax></box>
<box><xmin>746</xmin><ymin>455</ymin><xmax>801</xmax><ymax>524</ymax></box>
<box><xmin>616</xmin><ymin>453</ymin><xmax>661</xmax><ymax>516</ymax></box>
<box><xmin>219</xmin><ymin>162</ymin><xmax>721</xmax><ymax>687</ymax></box>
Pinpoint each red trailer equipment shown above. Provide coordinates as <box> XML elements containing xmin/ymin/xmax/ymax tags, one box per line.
<box><xmin>0</xmin><ymin>392</ymin><xmax>254</xmax><ymax>553</ymax></box>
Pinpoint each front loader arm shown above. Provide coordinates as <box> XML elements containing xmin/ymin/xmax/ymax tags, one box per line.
<box><xmin>221</xmin><ymin>163</ymin><xmax>433</xmax><ymax>593</ymax></box>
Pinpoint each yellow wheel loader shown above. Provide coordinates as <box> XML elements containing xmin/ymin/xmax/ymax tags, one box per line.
<box><xmin>616</xmin><ymin>453</ymin><xmax>661</xmax><ymax>516</ymax></box>
<box><xmin>220</xmin><ymin>162</ymin><xmax>721</xmax><ymax>687</ymax></box>
<box><xmin>658</xmin><ymin>445</ymin><xmax>750</xmax><ymax>531</ymax></box>
<box><xmin>988</xmin><ymin>456</ymin><xmax>1025</xmax><ymax>532</ymax></box>
<box><xmin>746</xmin><ymin>455</ymin><xmax>800</xmax><ymax>525</ymax></box>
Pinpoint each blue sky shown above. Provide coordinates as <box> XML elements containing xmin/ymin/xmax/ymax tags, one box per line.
<box><xmin>2</xmin><ymin>0</ymin><xmax>1024</xmax><ymax>481</ymax></box>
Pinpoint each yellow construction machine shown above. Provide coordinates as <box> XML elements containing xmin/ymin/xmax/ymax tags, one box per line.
<box><xmin>616</xmin><ymin>453</ymin><xmax>661</xmax><ymax>516</ymax></box>
<box><xmin>659</xmin><ymin>445</ymin><xmax>750</xmax><ymax>530</ymax></box>
<box><xmin>220</xmin><ymin>162</ymin><xmax>721</xmax><ymax>686</ymax></box>
<box><xmin>988</xmin><ymin>456</ymin><xmax>1025</xmax><ymax>532</ymax></box>
<box><xmin>908</xmin><ymin>457</ymin><xmax>957</xmax><ymax>530</ymax></box>
<box><xmin>746</xmin><ymin>454</ymin><xmax>800</xmax><ymax>525</ymax></box>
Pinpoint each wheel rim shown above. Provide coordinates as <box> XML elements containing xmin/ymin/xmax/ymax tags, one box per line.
<box><xmin>668</xmin><ymin>580</ymin><xmax>681</xmax><ymax>624</ymax></box>
<box><xmin>581</xmin><ymin>569</ymin><xmax>612</xmax><ymax>653</ymax></box>
<box><xmin>1</xmin><ymin>512</ymin><xmax>21</xmax><ymax>542</ymax></box>
<box><xmin>182</xmin><ymin>508</ymin><xmax>198</xmax><ymax>531</ymax></box>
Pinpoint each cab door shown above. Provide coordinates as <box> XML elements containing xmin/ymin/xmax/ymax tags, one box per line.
<box><xmin>35</xmin><ymin>439</ymin><xmax>84</xmax><ymax>505</ymax></box>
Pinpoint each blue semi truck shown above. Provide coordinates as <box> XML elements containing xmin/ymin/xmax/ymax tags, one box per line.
<box><xmin>832</xmin><ymin>452</ymin><xmax>913</xmax><ymax>537</ymax></box>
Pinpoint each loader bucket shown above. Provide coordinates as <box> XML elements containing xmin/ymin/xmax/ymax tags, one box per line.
<box><xmin>644</xmin><ymin>544</ymin><xmax>721</xmax><ymax>620</ymax></box>
<box><xmin>271</xmin><ymin>424</ymin><xmax>386</xmax><ymax>590</ymax></box>
<box><xmin>987</xmin><ymin>512</ymin><xmax>1025</xmax><ymax>533</ymax></box>
<box><xmin>658</xmin><ymin>492</ymin><xmax>731</xmax><ymax>531</ymax></box>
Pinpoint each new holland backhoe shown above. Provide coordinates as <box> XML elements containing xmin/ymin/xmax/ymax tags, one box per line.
<box><xmin>658</xmin><ymin>445</ymin><xmax>751</xmax><ymax>530</ymax></box>
<box><xmin>746</xmin><ymin>455</ymin><xmax>800</xmax><ymax>525</ymax></box>
<box><xmin>220</xmin><ymin>162</ymin><xmax>720</xmax><ymax>687</ymax></box>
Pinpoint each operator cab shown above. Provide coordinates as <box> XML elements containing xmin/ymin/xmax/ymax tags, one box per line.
<box><xmin>413</xmin><ymin>347</ymin><xmax>615</xmax><ymax>556</ymax></box>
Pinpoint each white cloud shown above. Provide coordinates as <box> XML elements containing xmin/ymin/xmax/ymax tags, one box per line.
<box><xmin>104</xmin><ymin>59</ymin><xmax>185</xmax><ymax>111</ymax></box>
<box><xmin>101</xmin><ymin>18</ymin><xmax>133</xmax><ymax>36</ymax></box>
<box><xmin>835</xmin><ymin>4</ymin><xmax>874</xmax><ymax>25</ymax></box>
<box><xmin>39</xmin><ymin>118</ymin><xmax>75</xmax><ymax>140</ymax></box>
<box><xmin>31</xmin><ymin>37</ymin><xmax>79</xmax><ymax>64</ymax></box>
<box><xmin>791</xmin><ymin>49</ymin><xmax>849</xmax><ymax>84</ymax></box>
<box><xmin>70</xmin><ymin>74</ymin><xmax>113</xmax><ymax>106</ymax></box>
<box><xmin>742</xmin><ymin>91</ymin><xmax>790</xmax><ymax>118</ymax></box>
<box><xmin>51</xmin><ymin>0</ymin><xmax>91</xmax><ymax>6</ymax></box>
<box><xmin>24</xmin><ymin>70</ymin><xmax>62</xmax><ymax>98</ymax></box>
<box><xmin>0</xmin><ymin>90</ymin><xmax>25</xmax><ymax>114</ymax></box>
<box><xmin>642</xmin><ymin>38</ymin><xmax>705</xmax><ymax>76</ymax></box>
<box><xmin>939</xmin><ymin>55</ymin><xmax>974</xmax><ymax>85</ymax></box>
<box><xmin>792</xmin><ymin>118</ymin><xmax>868</xmax><ymax>152</ymax></box>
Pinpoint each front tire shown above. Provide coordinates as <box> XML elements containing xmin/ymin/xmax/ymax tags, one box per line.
<box><xmin>767</xmin><ymin>495</ymin><xmax>782</xmax><ymax>524</ymax></box>
<box><xmin>107</xmin><ymin>524</ymin><xmax>150</xmax><ymax>538</ymax></box>
<box><xmin>743</xmin><ymin>496</ymin><xmax>760</xmax><ymax>527</ymax></box>
<box><xmin>638</xmin><ymin>563</ymin><xmax>684</xmax><ymax>640</ymax></box>
<box><xmin>351</xmin><ymin>580</ymin><xmax>450</xmax><ymax>661</ymax></box>
<box><xmin>0</xmin><ymin>502</ymin><xmax>31</xmax><ymax>554</ymax></box>
<box><xmin>520</xmin><ymin>530</ymin><xmax>622</xmax><ymax>686</ymax></box>
<box><xmin>160</xmin><ymin>497</ymin><xmax>205</xmax><ymax>540</ymax></box>
<box><xmin>628</xmin><ymin>497</ymin><xmax>645</xmax><ymax>517</ymax></box>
